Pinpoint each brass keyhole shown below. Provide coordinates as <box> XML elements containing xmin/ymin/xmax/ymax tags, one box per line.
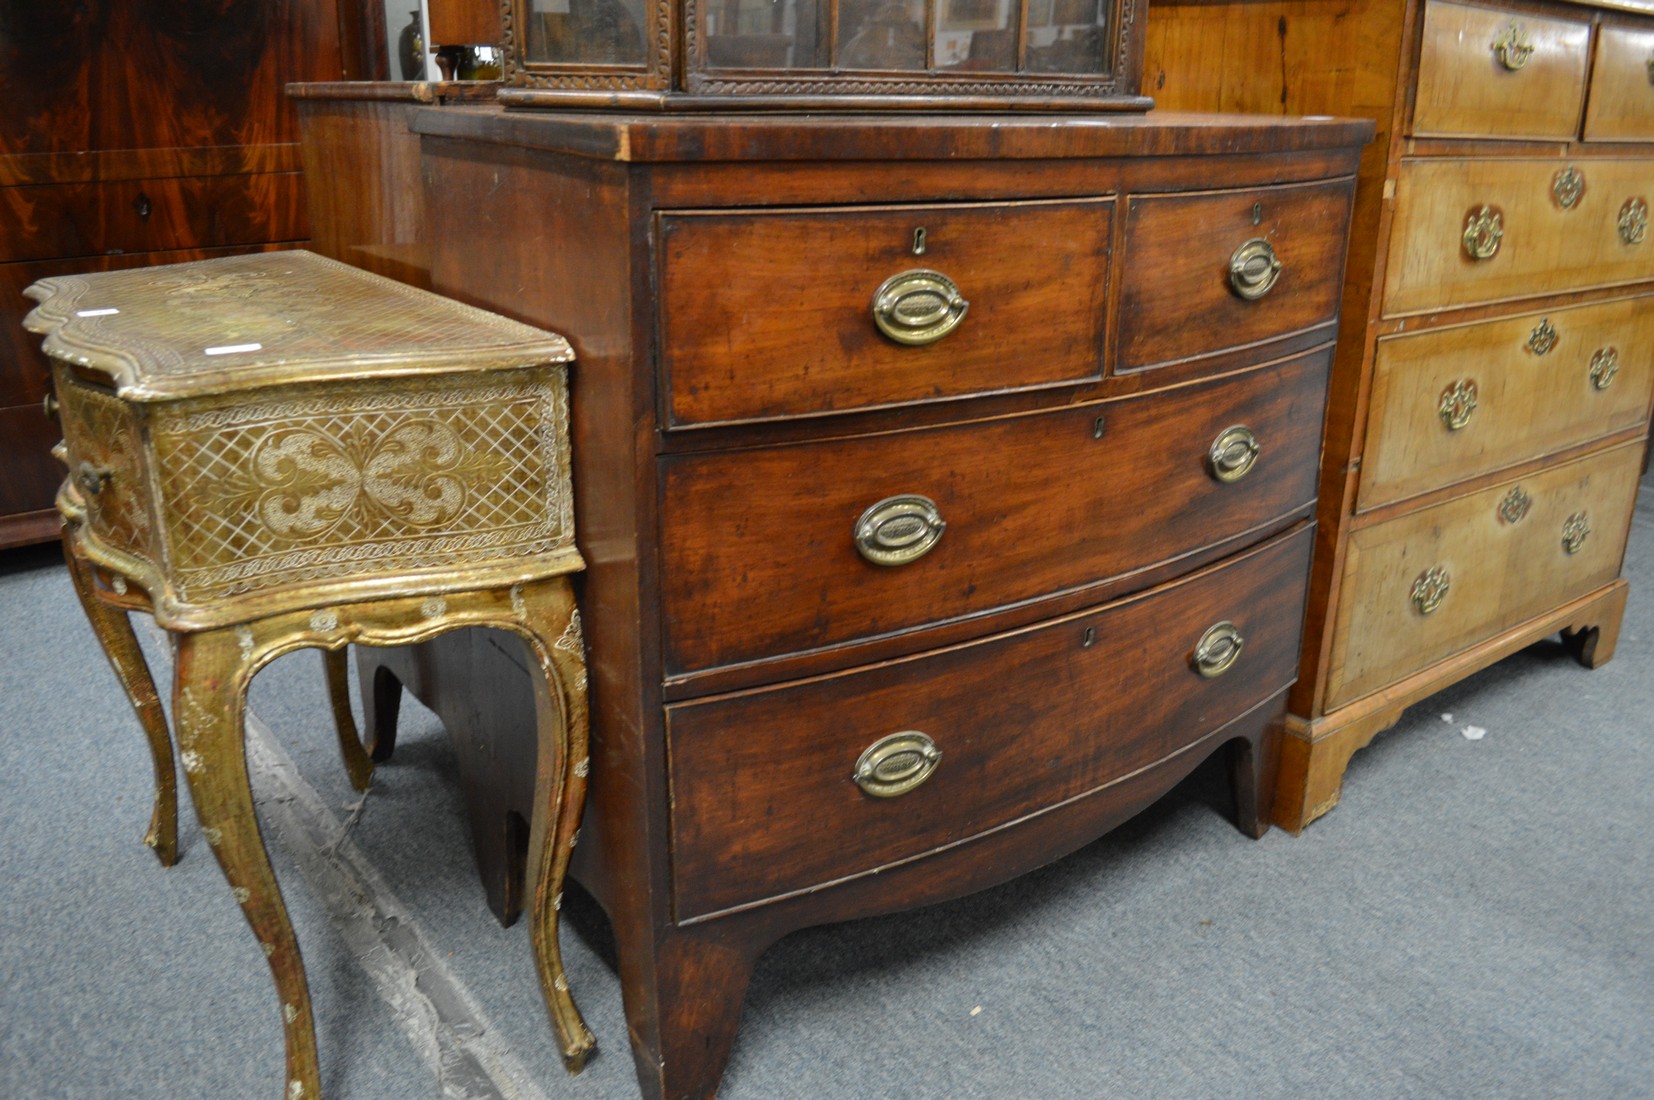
<box><xmin>912</xmin><ymin>227</ymin><xmax>927</xmax><ymax>255</ymax></box>
<box><xmin>1092</xmin><ymin>415</ymin><xmax>1106</xmax><ymax>440</ymax></box>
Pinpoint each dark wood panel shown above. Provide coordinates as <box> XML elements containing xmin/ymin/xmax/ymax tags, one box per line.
<box><xmin>660</xmin><ymin>349</ymin><xmax>1330</xmax><ymax>677</ymax></box>
<box><xmin>0</xmin><ymin>173</ymin><xmax>307</xmax><ymax>264</ymax></box>
<box><xmin>0</xmin><ymin>401</ymin><xmax>61</xmax><ymax>520</ymax></box>
<box><xmin>1118</xmin><ymin>175</ymin><xmax>1356</xmax><ymax>370</ymax></box>
<box><xmin>667</xmin><ymin>523</ymin><xmax>1313</xmax><ymax>920</ymax></box>
<box><xmin>658</xmin><ymin>198</ymin><xmax>1112</xmax><ymax>425</ymax></box>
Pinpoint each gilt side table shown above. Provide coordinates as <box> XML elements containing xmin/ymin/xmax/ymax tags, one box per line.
<box><xmin>24</xmin><ymin>250</ymin><xmax>594</xmax><ymax>1097</ymax></box>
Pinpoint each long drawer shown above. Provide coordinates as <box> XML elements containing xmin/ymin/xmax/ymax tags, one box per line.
<box><xmin>666</xmin><ymin>523</ymin><xmax>1314</xmax><ymax>921</ymax></box>
<box><xmin>0</xmin><ymin>174</ymin><xmax>307</xmax><ymax>263</ymax></box>
<box><xmin>656</xmin><ymin>198</ymin><xmax>1113</xmax><ymax>426</ymax></box>
<box><xmin>1117</xmin><ymin>177</ymin><xmax>1355</xmax><ymax>371</ymax></box>
<box><xmin>1359</xmin><ymin>295</ymin><xmax>1654</xmax><ymax>510</ymax></box>
<box><xmin>1324</xmin><ymin>440</ymin><xmax>1644</xmax><ymax>711</ymax></box>
<box><xmin>659</xmin><ymin>349</ymin><xmax>1329</xmax><ymax>677</ymax></box>
<box><xmin>1384</xmin><ymin>157</ymin><xmax>1654</xmax><ymax>316</ymax></box>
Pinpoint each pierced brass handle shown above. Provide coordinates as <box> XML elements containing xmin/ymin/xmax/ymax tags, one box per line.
<box><xmin>1528</xmin><ymin>317</ymin><xmax>1557</xmax><ymax>356</ymax></box>
<box><xmin>1491</xmin><ymin>21</ymin><xmax>1534</xmax><ymax>69</ymax></box>
<box><xmin>1619</xmin><ymin>197</ymin><xmax>1648</xmax><ymax>245</ymax></box>
<box><xmin>1228</xmin><ymin>238</ymin><xmax>1282</xmax><ymax>300</ymax></box>
<box><xmin>871</xmin><ymin>269</ymin><xmax>969</xmax><ymax>346</ymax></box>
<box><xmin>1209</xmin><ymin>425</ymin><xmax>1261</xmax><ymax>483</ymax></box>
<box><xmin>1192</xmin><ymin>621</ymin><xmax>1244</xmax><ymax>678</ymax></box>
<box><xmin>854</xmin><ymin>494</ymin><xmax>945</xmax><ymax>566</ymax></box>
<box><xmin>1498</xmin><ymin>486</ymin><xmax>1531</xmax><ymax>525</ymax></box>
<box><xmin>1562</xmin><ymin>512</ymin><xmax>1591</xmax><ymax>555</ymax></box>
<box><xmin>853</xmin><ymin>731</ymin><xmax>941</xmax><ymax>798</ymax></box>
<box><xmin>75</xmin><ymin>461</ymin><xmax>113</xmax><ymax>497</ymax></box>
<box><xmin>1463</xmin><ymin>206</ymin><xmax>1504</xmax><ymax>260</ymax></box>
<box><xmin>1439</xmin><ymin>379</ymin><xmax>1479</xmax><ymax>431</ymax></box>
<box><xmin>1589</xmin><ymin>347</ymin><xmax>1619</xmax><ymax>390</ymax></box>
<box><xmin>1553</xmin><ymin>166</ymin><xmax>1585</xmax><ymax>210</ymax></box>
<box><xmin>1411</xmin><ymin>566</ymin><xmax>1451</xmax><ymax>616</ymax></box>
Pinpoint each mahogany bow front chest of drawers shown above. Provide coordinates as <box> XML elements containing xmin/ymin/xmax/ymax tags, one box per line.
<box><xmin>1148</xmin><ymin>0</ymin><xmax>1654</xmax><ymax>828</ymax></box>
<box><xmin>300</xmin><ymin>102</ymin><xmax>1371</xmax><ymax>1099</ymax></box>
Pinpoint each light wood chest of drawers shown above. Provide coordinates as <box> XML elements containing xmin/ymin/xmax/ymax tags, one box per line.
<box><xmin>297</xmin><ymin>99</ymin><xmax>1369</xmax><ymax>1100</ymax></box>
<box><xmin>1148</xmin><ymin>0</ymin><xmax>1654</xmax><ymax>828</ymax></box>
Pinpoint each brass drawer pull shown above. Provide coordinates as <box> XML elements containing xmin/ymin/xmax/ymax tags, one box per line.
<box><xmin>1411</xmin><ymin>566</ymin><xmax>1450</xmax><ymax>616</ymax></box>
<box><xmin>853</xmin><ymin>731</ymin><xmax>941</xmax><ymax>798</ymax></box>
<box><xmin>1463</xmin><ymin>206</ymin><xmax>1503</xmax><ymax>260</ymax></box>
<box><xmin>1589</xmin><ymin>347</ymin><xmax>1620</xmax><ymax>390</ymax></box>
<box><xmin>75</xmin><ymin>461</ymin><xmax>113</xmax><ymax>497</ymax></box>
<box><xmin>1491</xmin><ymin>21</ymin><xmax>1534</xmax><ymax>70</ymax></box>
<box><xmin>1498</xmin><ymin>486</ymin><xmax>1531</xmax><ymax>525</ymax></box>
<box><xmin>1562</xmin><ymin>512</ymin><xmax>1591</xmax><ymax>555</ymax></box>
<box><xmin>854</xmin><ymin>494</ymin><xmax>946</xmax><ymax>566</ymax></box>
<box><xmin>1527</xmin><ymin>317</ymin><xmax>1557</xmax><ymax>356</ymax></box>
<box><xmin>42</xmin><ymin>392</ymin><xmax>59</xmax><ymax>421</ymax></box>
<box><xmin>1228</xmin><ymin>238</ymin><xmax>1282</xmax><ymax>300</ymax></box>
<box><xmin>1552</xmin><ymin>166</ymin><xmax>1585</xmax><ymax>210</ymax></box>
<box><xmin>1619</xmin><ymin>197</ymin><xmax>1648</xmax><ymax>245</ymax></box>
<box><xmin>1439</xmin><ymin>379</ymin><xmax>1478</xmax><ymax>430</ymax></box>
<box><xmin>871</xmin><ymin>269</ymin><xmax>969</xmax><ymax>346</ymax></box>
<box><xmin>1192</xmin><ymin>621</ymin><xmax>1244</xmax><ymax>678</ymax></box>
<box><xmin>1208</xmin><ymin>424</ymin><xmax>1261</xmax><ymax>482</ymax></box>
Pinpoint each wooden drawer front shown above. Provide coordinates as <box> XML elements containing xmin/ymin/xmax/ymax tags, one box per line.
<box><xmin>1117</xmin><ymin>178</ymin><xmax>1354</xmax><ymax>371</ymax></box>
<box><xmin>660</xmin><ymin>351</ymin><xmax>1328</xmax><ymax>678</ymax></box>
<box><xmin>667</xmin><ymin>524</ymin><xmax>1314</xmax><ymax>921</ymax></box>
<box><xmin>1412</xmin><ymin>0</ymin><xmax>1590</xmax><ymax>140</ymax></box>
<box><xmin>0</xmin><ymin>174</ymin><xmax>307</xmax><ymax>264</ymax></box>
<box><xmin>53</xmin><ymin>369</ymin><xmax>160</xmax><ymax>571</ymax></box>
<box><xmin>657</xmin><ymin>199</ymin><xmax>1112</xmax><ymax>426</ymax></box>
<box><xmin>1385</xmin><ymin>158</ymin><xmax>1654</xmax><ymax>316</ymax></box>
<box><xmin>1583</xmin><ymin>24</ymin><xmax>1654</xmax><ymax>142</ymax></box>
<box><xmin>1360</xmin><ymin>296</ymin><xmax>1654</xmax><ymax>510</ymax></box>
<box><xmin>1325</xmin><ymin>441</ymin><xmax>1642</xmax><ymax>711</ymax></box>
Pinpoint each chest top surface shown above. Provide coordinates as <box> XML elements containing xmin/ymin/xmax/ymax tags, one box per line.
<box><xmin>23</xmin><ymin>250</ymin><xmax>573</xmax><ymax>402</ymax></box>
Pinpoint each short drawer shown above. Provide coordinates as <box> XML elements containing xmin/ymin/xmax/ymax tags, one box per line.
<box><xmin>1412</xmin><ymin>0</ymin><xmax>1590</xmax><ymax>140</ymax></box>
<box><xmin>1324</xmin><ymin>441</ymin><xmax>1643</xmax><ymax>711</ymax></box>
<box><xmin>1384</xmin><ymin>157</ymin><xmax>1654</xmax><ymax>316</ymax></box>
<box><xmin>52</xmin><ymin>368</ymin><xmax>160</xmax><ymax>571</ymax></box>
<box><xmin>666</xmin><ymin>523</ymin><xmax>1314</xmax><ymax>921</ymax></box>
<box><xmin>0</xmin><ymin>173</ymin><xmax>307</xmax><ymax>264</ymax></box>
<box><xmin>1116</xmin><ymin>178</ymin><xmax>1354</xmax><ymax>371</ymax></box>
<box><xmin>1359</xmin><ymin>296</ymin><xmax>1654</xmax><ymax>510</ymax></box>
<box><xmin>1582</xmin><ymin>23</ymin><xmax>1654</xmax><ymax>142</ymax></box>
<box><xmin>659</xmin><ymin>349</ymin><xmax>1329</xmax><ymax>678</ymax></box>
<box><xmin>656</xmin><ymin>198</ymin><xmax>1112</xmax><ymax>426</ymax></box>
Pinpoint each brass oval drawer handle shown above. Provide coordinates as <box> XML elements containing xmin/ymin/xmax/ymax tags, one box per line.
<box><xmin>871</xmin><ymin>269</ymin><xmax>969</xmax><ymax>346</ymax></box>
<box><xmin>1192</xmin><ymin>621</ymin><xmax>1244</xmax><ymax>678</ymax></box>
<box><xmin>854</xmin><ymin>494</ymin><xmax>946</xmax><ymax>566</ymax></box>
<box><xmin>1463</xmin><ymin>206</ymin><xmax>1503</xmax><ymax>260</ymax></box>
<box><xmin>1619</xmin><ymin>197</ymin><xmax>1648</xmax><ymax>245</ymax></box>
<box><xmin>1228</xmin><ymin>238</ymin><xmax>1282</xmax><ymax>300</ymax></box>
<box><xmin>1562</xmin><ymin>512</ymin><xmax>1591</xmax><ymax>555</ymax></box>
<box><xmin>75</xmin><ymin>461</ymin><xmax>113</xmax><ymax>497</ymax></box>
<box><xmin>1439</xmin><ymin>379</ymin><xmax>1479</xmax><ymax>430</ymax></box>
<box><xmin>1553</xmin><ymin>166</ymin><xmax>1585</xmax><ymax>210</ymax></box>
<box><xmin>1589</xmin><ymin>347</ymin><xmax>1620</xmax><ymax>391</ymax></box>
<box><xmin>853</xmin><ymin>731</ymin><xmax>941</xmax><ymax>798</ymax></box>
<box><xmin>1491</xmin><ymin>21</ymin><xmax>1534</xmax><ymax>70</ymax></box>
<box><xmin>1411</xmin><ymin>566</ymin><xmax>1451</xmax><ymax>616</ymax></box>
<box><xmin>1498</xmin><ymin>485</ymin><xmax>1531</xmax><ymax>525</ymax></box>
<box><xmin>1209</xmin><ymin>425</ymin><xmax>1261</xmax><ymax>483</ymax></box>
<box><xmin>1528</xmin><ymin>317</ymin><xmax>1557</xmax><ymax>356</ymax></box>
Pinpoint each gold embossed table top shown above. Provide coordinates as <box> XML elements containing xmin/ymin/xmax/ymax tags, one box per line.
<box><xmin>23</xmin><ymin>250</ymin><xmax>572</xmax><ymax>401</ymax></box>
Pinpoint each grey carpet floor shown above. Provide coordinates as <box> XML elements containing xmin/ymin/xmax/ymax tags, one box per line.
<box><xmin>3</xmin><ymin>475</ymin><xmax>1651</xmax><ymax>1099</ymax></box>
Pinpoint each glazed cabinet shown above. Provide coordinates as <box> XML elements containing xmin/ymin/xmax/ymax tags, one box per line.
<box><xmin>0</xmin><ymin>0</ymin><xmax>366</xmax><ymax>547</ymax></box>
<box><xmin>1146</xmin><ymin>0</ymin><xmax>1654</xmax><ymax>828</ymax></box>
<box><xmin>292</xmin><ymin>106</ymin><xmax>1370</xmax><ymax>1100</ymax></box>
